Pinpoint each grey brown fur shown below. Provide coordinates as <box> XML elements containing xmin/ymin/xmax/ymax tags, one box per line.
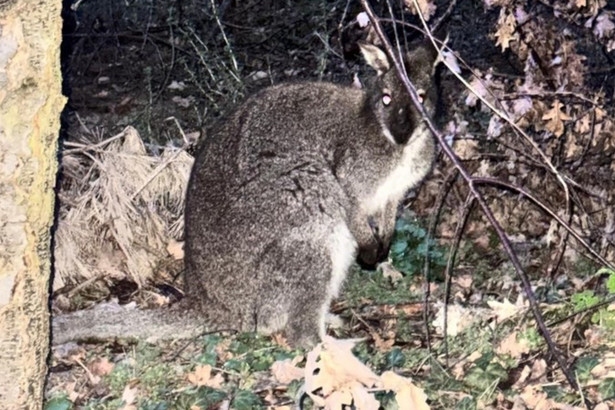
<box><xmin>53</xmin><ymin>42</ymin><xmax>438</xmax><ymax>347</ymax></box>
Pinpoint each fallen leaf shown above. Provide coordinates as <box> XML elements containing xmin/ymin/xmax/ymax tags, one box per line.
<box><xmin>441</xmin><ymin>50</ymin><xmax>461</xmax><ymax>74</ymax></box>
<box><xmin>453</xmin><ymin>139</ymin><xmax>479</xmax><ymax>160</ymax></box>
<box><xmin>166</xmin><ymin>239</ymin><xmax>184</xmax><ymax>260</ymax></box>
<box><xmin>519</xmin><ymin>385</ymin><xmax>556</xmax><ymax>410</ymax></box>
<box><xmin>495</xmin><ymin>9</ymin><xmax>518</xmax><ymax>51</ymax></box>
<box><xmin>325</xmin><ymin>388</ymin><xmax>353</xmax><ymax>408</ymax></box>
<box><xmin>594</xmin><ymin>13</ymin><xmax>615</xmax><ymax>38</ymax></box>
<box><xmin>487</xmin><ymin>295</ymin><xmax>527</xmax><ymax>322</ymax></box>
<box><xmin>89</xmin><ymin>357</ymin><xmax>114</xmax><ymax>376</ymax></box>
<box><xmin>271</xmin><ymin>357</ymin><xmax>304</xmax><ymax>384</ymax></box>
<box><xmin>372</xmin><ymin>331</ymin><xmax>395</xmax><ymax>351</ymax></box>
<box><xmin>356</xmin><ymin>12</ymin><xmax>370</xmax><ymax>28</ymax></box>
<box><xmin>496</xmin><ymin>332</ymin><xmax>530</xmax><ymax>358</ymax></box>
<box><xmin>542</xmin><ymin>100</ymin><xmax>571</xmax><ymax>137</ymax></box>
<box><xmin>529</xmin><ymin>359</ymin><xmax>548</xmax><ymax>382</ymax></box>
<box><xmin>380</xmin><ymin>261</ymin><xmax>403</xmax><ymax>284</ymax></box>
<box><xmin>487</xmin><ymin>115</ymin><xmax>504</xmax><ymax>138</ymax></box>
<box><xmin>403</xmin><ymin>0</ymin><xmax>437</xmax><ymax>21</ymax></box>
<box><xmin>65</xmin><ymin>381</ymin><xmax>80</xmax><ymax>402</ymax></box>
<box><xmin>186</xmin><ymin>364</ymin><xmax>224</xmax><ymax>389</ymax></box>
<box><xmin>381</xmin><ymin>371</ymin><xmax>430</xmax><ymax>410</ymax></box>
<box><xmin>305</xmin><ymin>337</ymin><xmax>379</xmax><ymax>404</ymax></box>
<box><xmin>119</xmin><ymin>384</ymin><xmax>138</xmax><ymax>410</ymax></box>
<box><xmin>453</xmin><ymin>274</ymin><xmax>473</xmax><ymax>289</ymax></box>
<box><xmin>167</xmin><ymin>80</ymin><xmax>186</xmax><ymax>91</ymax></box>
<box><xmin>432</xmin><ymin>303</ymin><xmax>479</xmax><ymax>336</ymax></box>
<box><xmin>351</xmin><ymin>381</ymin><xmax>380</xmax><ymax>410</ymax></box>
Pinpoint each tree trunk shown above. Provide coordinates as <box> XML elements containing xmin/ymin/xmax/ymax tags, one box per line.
<box><xmin>0</xmin><ymin>0</ymin><xmax>65</xmax><ymax>408</ymax></box>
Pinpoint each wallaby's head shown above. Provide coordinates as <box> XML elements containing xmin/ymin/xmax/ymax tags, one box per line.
<box><xmin>359</xmin><ymin>41</ymin><xmax>438</xmax><ymax>145</ymax></box>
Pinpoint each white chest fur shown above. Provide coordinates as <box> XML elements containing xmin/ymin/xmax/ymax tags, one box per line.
<box><xmin>364</xmin><ymin>125</ymin><xmax>433</xmax><ymax>215</ymax></box>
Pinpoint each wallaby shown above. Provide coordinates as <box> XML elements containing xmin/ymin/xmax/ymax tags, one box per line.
<box><xmin>53</xmin><ymin>41</ymin><xmax>438</xmax><ymax>347</ymax></box>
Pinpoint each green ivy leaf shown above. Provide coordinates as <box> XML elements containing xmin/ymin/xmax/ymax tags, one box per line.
<box><xmin>574</xmin><ymin>356</ymin><xmax>599</xmax><ymax>382</ymax></box>
<box><xmin>455</xmin><ymin>396</ymin><xmax>477</xmax><ymax>410</ymax></box>
<box><xmin>386</xmin><ymin>348</ymin><xmax>406</xmax><ymax>368</ymax></box>
<box><xmin>391</xmin><ymin>241</ymin><xmax>408</xmax><ymax>254</ymax></box>
<box><xmin>231</xmin><ymin>389</ymin><xmax>262</xmax><ymax>409</ymax></box>
<box><xmin>598</xmin><ymin>378</ymin><xmax>615</xmax><ymax>400</ymax></box>
<box><xmin>571</xmin><ymin>290</ymin><xmax>600</xmax><ymax>310</ymax></box>
<box><xmin>44</xmin><ymin>397</ymin><xmax>73</xmax><ymax>410</ymax></box>
<box><xmin>607</xmin><ymin>272</ymin><xmax>615</xmax><ymax>295</ymax></box>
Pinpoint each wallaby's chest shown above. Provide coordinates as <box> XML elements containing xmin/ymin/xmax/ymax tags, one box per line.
<box><xmin>362</xmin><ymin>126</ymin><xmax>432</xmax><ymax>215</ymax></box>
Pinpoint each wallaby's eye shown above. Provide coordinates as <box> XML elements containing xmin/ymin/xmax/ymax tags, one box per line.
<box><xmin>382</xmin><ymin>94</ymin><xmax>392</xmax><ymax>106</ymax></box>
<box><xmin>417</xmin><ymin>88</ymin><xmax>426</xmax><ymax>104</ymax></box>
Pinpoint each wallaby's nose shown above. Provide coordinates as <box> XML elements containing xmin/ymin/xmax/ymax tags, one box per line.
<box><xmin>356</xmin><ymin>242</ymin><xmax>390</xmax><ymax>270</ymax></box>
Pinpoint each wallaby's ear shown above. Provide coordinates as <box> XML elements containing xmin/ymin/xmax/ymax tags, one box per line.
<box><xmin>406</xmin><ymin>40</ymin><xmax>439</xmax><ymax>75</ymax></box>
<box><xmin>359</xmin><ymin>43</ymin><xmax>390</xmax><ymax>75</ymax></box>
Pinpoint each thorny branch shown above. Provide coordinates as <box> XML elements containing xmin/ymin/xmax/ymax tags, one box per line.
<box><xmin>359</xmin><ymin>0</ymin><xmax>599</xmax><ymax>393</ymax></box>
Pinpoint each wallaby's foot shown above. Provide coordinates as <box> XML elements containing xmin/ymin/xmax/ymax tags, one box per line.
<box><xmin>285</xmin><ymin>308</ymin><xmax>323</xmax><ymax>348</ymax></box>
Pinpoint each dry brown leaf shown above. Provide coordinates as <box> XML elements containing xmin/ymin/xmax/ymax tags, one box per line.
<box><xmin>372</xmin><ymin>331</ymin><xmax>395</xmax><ymax>351</ymax></box>
<box><xmin>381</xmin><ymin>371</ymin><xmax>430</xmax><ymax>410</ymax></box>
<box><xmin>519</xmin><ymin>385</ymin><xmax>557</xmax><ymax>410</ymax></box>
<box><xmin>487</xmin><ymin>115</ymin><xmax>505</xmax><ymax>138</ymax></box>
<box><xmin>464</xmin><ymin>76</ymin><xmax>489</xmax><ymax>107</ymax></box>
<box><xmin>529</xmin><ymin>359</ymin><xmax>548</xmax><ymax>383</ymax></box>
<box><xmin>186</xmin><ymin>364</ymin><xmax>224</xmax><ymax>389</ymax></box>
<box><xmin>271</xmin><ymin>357</ymin><xmax>304</xmax><ymax>384</ymax></box>
<box><xmin>325</xmin><ymin>388</ymin><xmax>354</xmax><ymax>408</ymax></box>
<box><xmin>590</xmin><ymin>352</ymin><xmax>615</xmax><ymax>381</ymax></box>
<box><xmin>403</xmin><ymin>0</ymin><xmax>437</xmax><ymax>21</ymax></box>
<box><xmin>594</xmin><ymin>13</ymin><xmax>615</xmax><ymax>38</ymax></box>
<box><xmin>496</xmin><ymin>332</ymin><xmax>530</xmax><ymax>358</ymax></box>
<box><xmin>575</xmin><ymin>114</ymin><xmax>592</xmax><ymax>134</ymax></box>
<box><xmin>453</xmin><ymin>274</ymin><xmax>473</xmax><ymax>289</ymax></box>
<box><xmin>380</xmin><ymin>262</ymin><xmax>403</xmax><ymax>284</ymax></box>
<box><xmin>495</xmin><ymin>9</ymin><xmax>518</xmax><ymax>51</ymax></box>
<box><xmin>483</xmin><ymin>0</ymin><xmax>513</xmax><ymax>7</ymax></box>
<box><xmin>542</xmin><ymin>100</ymin><xmax>571</xmax><ymax>137</ymax></box>
<box><xmin>565</xmin><ymin>137</ymin><xmax>584</xmax><ymax>159</ymax></box>
<box><xmin>454</xmin><ymin>139</ymin><xmax>479</xmax><ymax>160</ymax></box>
<box><xmin>120</xmin><ymin>384</ymin><xmax>138</xmax><ymax>409</ymax></box>
<box><xmin>433</xmin><ymin>303</ymin><xmax>480</xmax><ymax>336</ymax></box>
<box><xmin>89</xmin><ymin>357</ymin><xmax>114</xmax><ymax>376</ymax></box>
<box><xmin>350</xmin><ymin>382</ymin><xmax>381</xmax><ymax>410</ymax></box>
<box><xmin>64</xmin><ymin>381</ymin><xmax>80</xmax><ymax>402</ymax></box>
<box><xmin>487</xmin><ymin>296</ymin><xmax>527</xmax><ymax>322</ymax></box>
<box><xmin>305</xmin><ymin>337</ymin><xmax>380</xmax><ymax>405</ymax></box>
<box><xmin>512</xmin><ymin>365</ymin><xmax>532</xmax><ymax>389</ymax></box>
<box><xmin>166</xmin><ymin>239</ymin><xmax>184</xmax><ymax>260</ymax></box>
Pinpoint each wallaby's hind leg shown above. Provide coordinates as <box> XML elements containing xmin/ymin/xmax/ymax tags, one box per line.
<box><xmin>287</xmin><ymin>223</ymin><xmax>356</xmax><ymax>347</ymax></box>
<box><xmin>256</xmin><ymin>222</ymin><xmax>357</xmax><ymax>347</ymax></box>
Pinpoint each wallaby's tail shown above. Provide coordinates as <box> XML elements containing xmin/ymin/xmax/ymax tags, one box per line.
<box><xmin>51</xmin><ymin>302</ymin><xmax>207</xmax><ymax>345</ymax></box>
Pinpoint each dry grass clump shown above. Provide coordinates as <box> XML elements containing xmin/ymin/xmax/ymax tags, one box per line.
<box><xmin>53</xmin><ymin>126</ymin><xmax>193</xmax><ymax>291</ymax></box>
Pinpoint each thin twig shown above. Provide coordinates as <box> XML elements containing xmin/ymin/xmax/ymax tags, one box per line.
<box><xmin>422</xmin><ymin>171</ymin><xmax>458</xmax><ymax>353</ymax></box>
<box><xmin>443</xmin><ymin>194</ymin><xmax>474</xmax><ymax>366</ymax></box>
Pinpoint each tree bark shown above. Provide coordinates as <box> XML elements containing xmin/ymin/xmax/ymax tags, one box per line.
<box><xmin>0</xmin><ymin>0</ymin><xmax>65</xmax><ymax>408</ymax></box>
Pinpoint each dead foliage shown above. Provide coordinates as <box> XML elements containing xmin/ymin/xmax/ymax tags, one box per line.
<box><xmin>54</xmin><ymin>126</ymin><xmax>192</xmax><ymax>291</ymax></box>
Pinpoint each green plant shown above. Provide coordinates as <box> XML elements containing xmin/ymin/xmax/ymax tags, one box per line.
<box><xmin>389</xmin><ymin>212</ymin><xmax>447</xmax><ymax>278</ymax></box>
<box><xmin>569</xmin><ymin>267</ymin><xmax>615</xmax><ymax>332</ymax></box>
